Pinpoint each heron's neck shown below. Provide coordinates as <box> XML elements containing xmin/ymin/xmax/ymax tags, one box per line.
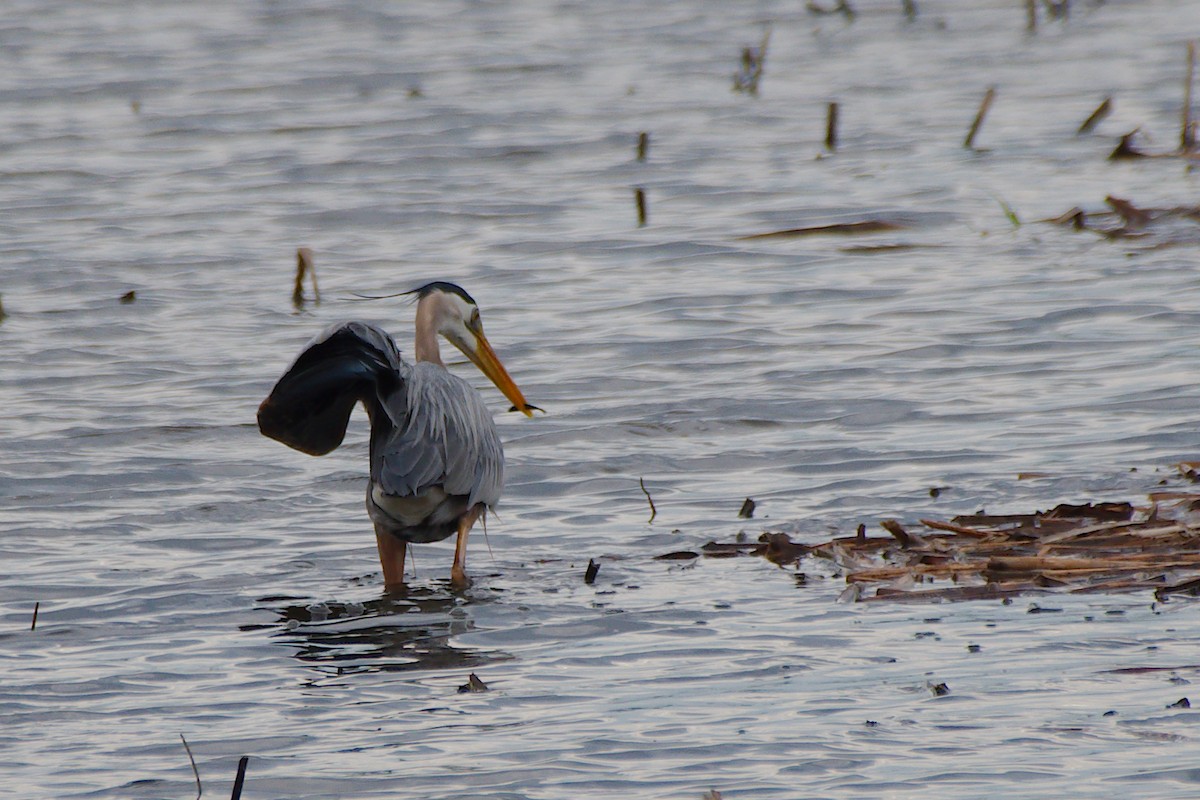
<box><xmin>413</xmin><ymin>297</ymin><xmax>444</xmax><ymax>365</ymax></box>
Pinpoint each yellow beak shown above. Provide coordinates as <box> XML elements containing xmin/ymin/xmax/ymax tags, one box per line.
<box><xmin>463</xmin><ymin>331</ymin><xmax>534</xmax><ymax>417</ymax></box>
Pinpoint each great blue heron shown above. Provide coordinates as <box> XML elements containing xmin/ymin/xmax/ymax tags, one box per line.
<box><xmin>257</xmin><ymin>281</ymin><xmax>534</xmax><ymax>590</ymax></box>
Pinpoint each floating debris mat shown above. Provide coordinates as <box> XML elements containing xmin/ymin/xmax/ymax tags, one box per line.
<box><xmin>678</xmin><ymin>496</ymin><xmax>1200</xmax><ymax>603</ymax></box>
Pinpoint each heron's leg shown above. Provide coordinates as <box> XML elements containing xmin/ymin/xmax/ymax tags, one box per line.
<box><xmin>374</xmin><ymin>523</ymin><xmax>407</xmax><ymax>591</ymax></box>
<box><xmin>450</xmin><ymin>505</ymin><xmax>484</xmax><ymax>589</ymax></box>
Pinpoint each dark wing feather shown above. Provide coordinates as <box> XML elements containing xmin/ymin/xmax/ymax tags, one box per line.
<box><xmin>257</xmin><ymin>322</ymin><xmax>408</xmax><ymax>456</ymax></box>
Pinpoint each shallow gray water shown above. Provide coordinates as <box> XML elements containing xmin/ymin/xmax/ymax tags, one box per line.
<box><xmin>5</xmin><ymin>1</ymin><xmax>1200</xmax><ymax>797</ymax></box>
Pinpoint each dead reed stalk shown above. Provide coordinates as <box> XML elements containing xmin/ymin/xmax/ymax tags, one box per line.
<box><xmin>964</xmin><ymin>87</ymin><xmax>995</xmax><ymax>149</ymax></box>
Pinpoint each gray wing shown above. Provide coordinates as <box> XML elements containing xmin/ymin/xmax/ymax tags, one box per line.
<box><xmin>373</xmin><ymin>361</ymin><xmax>505</xmax><ymax>509</ymax></box>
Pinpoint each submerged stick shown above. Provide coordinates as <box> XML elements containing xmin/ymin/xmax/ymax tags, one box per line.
<box><xmin>918</xmin><ymin>519</ymin><xmax>991</xmax><ymax>538</ymax></box>
<box><xmin>292</xmin><ymin>248</ymin><xmax>320</xmax><ymax>309</ymax></box>
<box><xmin>825</xmin><ymin>102</ymin><xmax>839</xmax><ymax>151</ymax></box>
<box><xmin>30</xmin><ymin>602</ymin><xmax>38</xmax><ymax>631</ymax></box>
<box><xmin>230</xmin><ymin>757</ymin><xmax>249</xmax><ymax>800</ymax></box>
<box><xmin>639</xmin><ymin>477</ymin><xmax>657</xmax><ymax>523</ymax></box>
<box><xmin>739</xmin><ymin>498</ymin><xmax>756</xmax><ymax>519</ymax></box>
<box><xmin>1183</xmin><ymin>41</ymin><xmax>1196</xmax><ymax>151</ymax></box>
<box><xmin>739</xmin><ymin>219</ymin><xmax>903</xmax><ymax>240</ymax></box>
<box><xmin>880</xmin><ymin>519</ymin><xmax>913</xmax><ymax>547</ymax></box>
<box><xmin>634</xmin><ymin>187</ymin><xmax>647</xmax><ymax>227</ymax></box>
<box><xmin>964</xmin><ymin>87</ymin><xmax>995</xmax><ymax>149</ymax></box>
<box><xmin>180</xmin><ymin>734</ymin><xmax>201</xmax><ymax>800</ymax></box>
<box><xmin>637</xmin><ymin>132</ymin><xmax>649</xmax><ymax>161</ymax></box>
<box><xmin>733</xmin><ymin>28</ymin><xmax>770</xmax><ymax>95</ymax></box>
<box><xmin>1077</xmin><ymin>97</ymin><xmax>1111</xmax><ymax>135</ymax></box>
<box><xmin>584</xmin><ymin>558</ymin><xmax>600</xmax><ymax>584</ymax></box>
<box><xmin>1109</xmin><ymin>129</ymin><xmax>1146</xmax><ymax>159</ymax></box>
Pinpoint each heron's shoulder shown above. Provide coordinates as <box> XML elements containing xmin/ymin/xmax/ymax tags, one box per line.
<box><xmin>408</xmin><ymin>361</ymin><xmax>482</xmax><ymax>396</ymax></box>
<box><xmin>308</xmin><ymin>319</ymin><xmax>394</xmax><ymax>346</ymax></box>
<box><xmin>304</xmin><ymin>321</ymin><xmax>408</xmax><ymax>364</ymax></box>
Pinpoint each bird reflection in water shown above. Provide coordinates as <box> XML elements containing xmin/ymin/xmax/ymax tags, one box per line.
<box><xmin>242</xmin><ymin>585</ymin><xmax>509</xmax><ymax>675</ymax></box>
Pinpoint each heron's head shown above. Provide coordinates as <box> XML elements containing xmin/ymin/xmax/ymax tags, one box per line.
<box><xmin>414</xmin><ymin>281</ymin><xmax>535</xmax><ymax>417</ymax></box>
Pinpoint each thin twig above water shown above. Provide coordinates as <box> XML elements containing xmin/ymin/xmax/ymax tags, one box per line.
<box><xmin>640</xmin><ymin>477</ymin><xmax>657</xmax><ymax>523</ymax></box>
<box><xmin>180</xmin><ymin>734</ymin><xmax>201</xmax><ymax>800</ymax></box>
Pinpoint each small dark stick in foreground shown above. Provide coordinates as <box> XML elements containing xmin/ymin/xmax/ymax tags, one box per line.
<box><xmin>964</xmin><ymin>87</ymin><xmax>995</xmax><ymax>149</ymax></box>
<box><xmin>230</xmin><ymin>757</ymin><xmax>249</xmax><ymax>800</ymax></box>
<box><xmin>738</xmin><ymin>498</ymin><xmax>756</xmax><ymax>519</ymax></box>
<box><xmin>30</xmin><ymin>602</ymin><xmax>38</xmax><ymax>631</ymax></box>
<box><xmin>1077</xmin><ymin>97</ymin><xmax>1111</xmax><ymax>135</ymax></box>
<box><xmin>825</xmin><ymin>102</ymin><xmax>839</xmax><ymax>151</ymax></box>
<box><xmin>119</xmin><ymin>290</ymin><xmax>137</xmax><ymax>304</ymax></box>
<box><xmin>639</xmin><ymin>477</ymin><xmax>657</xmax><ymax>523</ymax></box>
<box><xmin>458</xmin><ymin>673</ymin><xmax>490</xmax><ymax>693</ymax></box>
<box><xmin>292</xmin><ymin>247</ymin><xmax>320</xmax><ymax>309</ymax></box>
<box><xmin>881</xmin><ymin>519</ymin><xmax>912</xmax><ymax>547</ymax></box>
<box><xmin>634</xmin><ymin>188</ymin><xmax>647</xmax><ymax>227</ymax></box>
<box><xmin>1025</xmin><ymin>0</ymin><xmax>1037</xmax><ymax>33</ymax></box>
<box><xmin>180</xmin><ymin>734</ymin><xmax>201</xmax><ymax>800</ymax></box>
<box><xmin>1109</xmin><ymin>130</ymin><xmax>1146</xmax><ymax>160</ymax></box>
<box><xmin>1183</xmin><ymin>41</ymin><xmax>1196</xmax><ymax>151</ymax></box>
<box><xmin>1043</xmin><ymin>0</ymin><xmax>1069</xmax><ymax>21</ymax></box>
<box><xmin>584</xmin><ymin>558</ymin><xmax>600</xmax><ymax>584</ymax></box>
<box><xmin>732</xmin><ymin>28</ymin><xmax>770</xmax><ymax>95</ymax></box>
<box><xmin>1106</xmin><ymin>195</ymin><xmax>1151</xmax><ymax>231</ymax></box>
<box><xmin>806</xmin><ymin>1</ymin><xmax>855</xmax><ymax>20</ymax></box>
<box><xmin>637</xmin><ymin>132</ymin><xmax>649</xmax><ymax>161</ymax></box>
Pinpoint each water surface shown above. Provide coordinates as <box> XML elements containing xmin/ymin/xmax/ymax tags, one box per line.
<box><xmin>4</xmin><ymin>1</ymin><xmax>1200</xmax><ymax>797</ymax></box>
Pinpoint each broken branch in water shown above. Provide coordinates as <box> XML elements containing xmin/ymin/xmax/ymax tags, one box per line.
<box><xmin>292</xmin><ymin>247</ymin><xmax>320</xmax><ymax>310</ymax></box>
<box><xmin>732</xmin><ymin>28</ymin><xmax>770</xmax><ymax>95</ymax></box>
<box><xmin>1184</xmin><ymin>41</ymin><xmax>1196</xmax><ymax>151</ymax></box>
<box><xmin>636</xmin><ymin>131</ymin><xmax>649</xmax><ymax>162</ymax></box>
<box><xmin>806</xmin><ymin>1</ymin><xmax>856</xmax><ymax>21</ymax></box>
<box><xmin>964</xmin><ymin>86</ymin><xmax>995</xmax><ymax>149</ymax></box>
<box><xmin>825</xmin><ymin>102</ymin><xmax>839</xmax><ymax>151</ymax></box>
<box><xmin>180</xmin><ymin>734</ymin><xmax>201</xmax><ymax>800</ymax></box>
<box><xmin>1077</xmin><ymin>97</ymin><xmax>1112</xmax><ymax>135</ymax></box>
<box><xmin>458</xmin><ymin>673</ymin><xmax>489</xmax><ymax>693</ymax></box>
<box><xmin>634</xmin><ymin>187</ymin><xmax>647</xmax><ymax>227</ymax></box>
<box><xmin>1105</xmin><ymin>195</ymin><xmax>1151</xmax><ymax>230</ymax></box>
<box><xmin>30</xmin><ymin>602</ymin><xmax>38</xmax><ymax>631</ymax></box>
<box><xmin>675</xmin><ymin>488</ymin><xmax>1200</xmax><ymax>602</ymax></box>
<box><xmin>739</xmin><ymin>219</ymin><xmax>904</xmax><ymax>240</ymax></box>
<box><xmin>1041</xmin><ymin>194</ymin><xmax>1200</xmax><ymax>240</ymax></box>
<box><xmin>639</xmin><ymin>477</ymin><xmax>657</xmax><ymax>523</ymax></box>
<box><xmin>880</xmin><ymin>519</ymin><xmax>914</xmax><ymax>547</ymax></box>
<box><xmin>230</xmin><ymin>757</ymin><xmax>249</xmax><ymax>800</ymax></box>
